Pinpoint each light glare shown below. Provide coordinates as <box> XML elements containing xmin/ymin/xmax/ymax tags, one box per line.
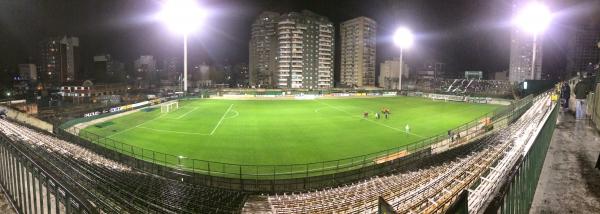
<box><xmin>158</xmin><ymin>0</ymin><xmax>206</xmax><ymax>34</ymax></box>
<box><xmin>513</xmin><ymin>2</ymin><xmax>552</xmax><ymax>34</ymax></box>
<box><xmin>393</xmin><ymin>27</ymin><xmax>414</xmax><ymax>49</ymax></box>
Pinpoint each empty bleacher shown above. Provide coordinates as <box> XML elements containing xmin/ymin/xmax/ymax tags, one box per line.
<box><xmin>0</xmin><ymin>119</ymin><xmax>247</xmax><ymax>213</ymax></box>
<box><xmin>0</xmin><ymin>93</ymin><xmax>551</xmax><ymax>213</ymax></box>
<box><xmin>255</xmin><ymin>95</ymin><xmax>552</xmax><ymax>213</ymax></box>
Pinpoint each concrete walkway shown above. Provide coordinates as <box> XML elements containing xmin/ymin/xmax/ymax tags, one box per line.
<box><xmin>530</xmin><ymin>112</ymin><xmax>600</xmax><ymax>213</ymax></box>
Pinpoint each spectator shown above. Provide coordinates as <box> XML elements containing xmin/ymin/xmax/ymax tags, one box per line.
<box><xmin>560</xmin><ymin>81</ymin><xmax>570</xmax><ymax>112</ymax></box>
<box><xmin>574</xmin><ymin>79</ymin><xmax>589</xmax><ymax>119</ymax></box>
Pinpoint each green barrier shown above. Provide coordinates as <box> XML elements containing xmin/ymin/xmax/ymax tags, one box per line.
<box><xmin>497</xmin><ymin>103</ymin><xmax>558</xmax><ymax>214</ymax></box>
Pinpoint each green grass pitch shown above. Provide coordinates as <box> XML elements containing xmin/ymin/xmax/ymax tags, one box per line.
<box><xmin>81</xmin><ymin>96</ymin><xmax>501</xmax><ymax>176</ymax></box>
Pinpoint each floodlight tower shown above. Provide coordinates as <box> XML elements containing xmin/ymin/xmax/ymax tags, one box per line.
<box><xmin>393</xmin><ymin>27</ymin><xmax>414</xmax><ymax>91</ymax></box>
<box><xmin>158</xmin><ymin>0</ymin><xmax>205</xmax><ymax>94</ymax></box>
<box><xmin>513</xmin><ymin>1</ymin><xmax>552</xmax><ymax>80</ymax></box>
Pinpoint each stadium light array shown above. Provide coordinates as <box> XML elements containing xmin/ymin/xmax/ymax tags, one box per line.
<box><xmin>513</xmin><ymin>2</ymin><xmax>552</xmax><ymax>35</ymax></box>
<box><xmin>158</xmin><ymin>0</ymin><xmax>206</xmax><ymax>34</ymax></box>
<box><xmin>157</xmin><ymin>0</ymin><xmax>206</xmax><ymax>93</ymax></box>
<box><xmin>393</xmin><ymin>27</ymin><xmax>414</xmax><ymax>49</ymax></box>
<box><xmin>513</xmin><ymin>1</ymin><xmax>552</xmax><ymax>80</ymax></box>
<box><xmin>393</xmin><ymin>27</ymin><xmax>414</xmax><ymax>91</ymax></box>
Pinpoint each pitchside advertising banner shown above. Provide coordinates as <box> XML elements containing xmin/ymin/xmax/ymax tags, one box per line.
<box><xmin>83</xmin><ymin>98</ymin><xmax>162</xmax><ymax>117</ymax></box>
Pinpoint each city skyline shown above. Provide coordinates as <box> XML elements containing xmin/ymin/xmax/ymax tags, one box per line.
<box><xmin>0</xmin><ymin>0</ymin><xmax>599</xmax><ymax>83</ymax></box>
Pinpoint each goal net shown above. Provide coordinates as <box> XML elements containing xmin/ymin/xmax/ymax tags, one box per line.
<box><xmin>160</xmin><ymin>101</ymin><xmax>179</xmax><ymax>113</ymax></box>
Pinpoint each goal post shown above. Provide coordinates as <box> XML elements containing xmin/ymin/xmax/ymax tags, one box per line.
<box><xmin>160</xmin><ymin>101</ymin><xmax>179</xmax><ymax>113</ymax></box>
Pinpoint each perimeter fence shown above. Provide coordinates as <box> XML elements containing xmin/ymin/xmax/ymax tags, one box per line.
<box><xmin>483</xmin><ymin>97</ymin><xmax>558</xmax><ymax>213</ymax></box>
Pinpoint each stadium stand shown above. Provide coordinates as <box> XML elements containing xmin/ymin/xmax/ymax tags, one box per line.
<box><xmin>247</xmin><ymin>94</ymin><xmax>553</xmax><ymax>213</ymax></box>
<box><xmin>0</xmin><ymin>118</ymin><xmax>247</xmax><ymax>213</ymax></box>
<box><xmin>0</xmin><ymin>92</ymin><xmax>554</xmax><ymax>213</ymax></box>
<box><xmin>413</xmin><ymin>78</ymin><xmax>513</xmax><ymax>97</ymax></box>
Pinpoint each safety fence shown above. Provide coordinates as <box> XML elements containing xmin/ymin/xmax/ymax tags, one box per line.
<box><xmin>589</xmin><ymin>83</ymin><xmax>600</xmax><ymax>131</ymax></box>
<box><xmin>55</xmin><ymin>95</ymin><xmax>534</xmax><ymax>192</ymax></box>
<box><xmin>0</xmin><ymin>134</ymin><xmax>96</xmax><ymax>214</ymax></box>
<box><xmin>484</xmin><ymin>99</ymin><xmax>558</xmax><ymax>213</ymax></box>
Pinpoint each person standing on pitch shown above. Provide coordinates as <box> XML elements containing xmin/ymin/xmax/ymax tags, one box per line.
<box><xmin>405</xmin><ymin>124</ymin><xmax>410</xmax><ymax>134</ymax></box>
<box><xmin>375</xmin><ymin>112</ymin><xmax>380</xmax><ymax>119</ymax></box>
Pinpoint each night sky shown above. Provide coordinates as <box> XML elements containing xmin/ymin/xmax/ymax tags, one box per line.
<box><xmin>0</xmin><ymin>0</ymin><xmax>599</xmax><ymax>80</ymax></box>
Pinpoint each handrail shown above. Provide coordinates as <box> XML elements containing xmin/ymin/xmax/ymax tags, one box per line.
<box><xmin>0</xmin><ymin>133</ymin><xmax>98</xmax><ymax>213</ymax></box>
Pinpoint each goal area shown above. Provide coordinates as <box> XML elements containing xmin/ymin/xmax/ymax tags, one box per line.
<box><xmin>160</xmin><ymin>101</ymin><xmax>179</xmax><ymax>113</ymax></box>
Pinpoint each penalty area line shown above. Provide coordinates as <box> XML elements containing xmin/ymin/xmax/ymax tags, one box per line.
<box><xmin>137</xmin><ymin>126</ymin><xmax>209</xmax><ymax>135</ymax></box>
<box><xmin>223</xmin><ymin>110</ymin><xmax>239</xmax><ymax>120</ymax></box>
<box><xmin>176</xmin><ymin>107</ymin><xmax>199</xmax><ymax>119</ymax></box>
<box><xmin>107</xmin><ymin>113</ymin><xmax>167</xmax><ymax>138</ymax></box>
<box><xmin>210</xmin><ymin>104</ymin><xmax>233</xmax><ymax>136</ymax></box>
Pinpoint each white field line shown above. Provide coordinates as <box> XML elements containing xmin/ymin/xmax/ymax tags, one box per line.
<box><xmin>175</xmin><ymin>107</ymin><xmax>199</xmax><ymax>119</ymax></box>
<box><xmin>223</xmin><ymin>110</ymin><xmax>239</xmax><ymax>120</ymax></box>
<box><xmin>209</xmin><ymin>104</ymin><xmax>234</xmax><ymax>136</ymax></box>
<box><xmin>107</xmin><ymin>113</ymin><xmax>167</xmax><ymax>138</ymax></box>
<box><xmin>137</xmin><ymin>126</ymin><xmax>209</xmax><ymax>135</ymax></box>
<box><xmin>316</xmin><ymin>101</ymin><xmax>426</xmax><ymax>138</ymax></box>
<box><xmin>314</xmin><ymin>107</ymin><xmax>328</xmax><ymax>113</ymax></box>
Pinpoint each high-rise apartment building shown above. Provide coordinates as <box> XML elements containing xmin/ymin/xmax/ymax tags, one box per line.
<box><xmin>250</xmin><ymin>10</ymin><xmax>334</xmax><ymax>89</ymax></box>
<box><xmin>164</xmin><ymin>57</ymin><xmax>178</xmax><ymax>74</ymax></box>
<box><xmin>38</xmin><ymin>36</ymin><xmax>80</xmax><ymax>86</ymax></box>
<box><xmin>133</xmin><ymin>55</ymin><xmax>157</xmax><ymax>89</ymax></box>
<box><xmin>566</xmin><ymin>24</ymin><xmax>600</xmax><ymax>77</ymax></box>
<box><xmin>161</xmin><ymin>57</ymin><xmax>179</xmax><ymax>82</ymax></box>
<box><xmin>93</xmin><ymin>54</ymin><xmax>113</xmax><ymax>82</ymax></box>
<box><xmin>249</xmin><ymin>12</ymin><xmax>279</xmax><ymax>87</ymax></box>
<box><xmin>234</xmin><ymin>63</ymin><xmax>249</xmax><ymax>87</ymax></box>
<box><xmin>340</xmin><ymin>17</ymin><xmax>377</xmax><ymax>87</ymax></box>
<box><xmin>18</xmin><ymin>64</ymin><xmax>37</xmax><ymax>82</ymax></box>
<box><xmin>508</xmin><ymin>1</ymin><xmax>542</xmax><ymax>83</ymax></box>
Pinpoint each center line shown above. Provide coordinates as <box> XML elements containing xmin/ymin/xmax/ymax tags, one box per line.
<box><xmin>210</xmin><ymin>104</ymin><xmax>233</xmax><ymax>135</ymax></box>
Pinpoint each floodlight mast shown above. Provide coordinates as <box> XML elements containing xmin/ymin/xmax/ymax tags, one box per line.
<box><xmin>513</xmin><ymin>2</ymin><xmax>552</xmax><ymax>80</ymax></box>
<box><xmin>393</xmin><ymin>27</ymin><xmax>414</xmax><ymax>91</ymax></box>
<box><xmin>159</xmin><ymin>0</ymin><xmax>205</xmax><ymax>94</ymax></box>
<box><xmin>530</xmin><ymin>34</ymin><xmax>538</xmax><ymax>80</ymax></box>
<box><xmin>184</xmin><ymin>33</ymin><xmax>188</xmax><ymax>92</ymax></box>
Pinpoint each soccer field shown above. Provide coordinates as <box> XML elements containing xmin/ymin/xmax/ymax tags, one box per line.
<box><xmin>82</xmin><ymin>96</ymin><xmax>501</xmax><ymax>172</ymax></box>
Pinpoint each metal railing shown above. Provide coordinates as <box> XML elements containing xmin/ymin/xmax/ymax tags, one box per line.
<box><xmin>484</xmin><ymin>100</ymin><xmax>559</xmax><ymax>213</ymax></box>
<box><xmin>54</xmin><ymin>96</ymin><xmax>534</xmax><ymax>192</ymax></box>
<box><xmin>0</xmin><ymin>134</ymin><xmax>96</xmax><ymax>214</ymax></box>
